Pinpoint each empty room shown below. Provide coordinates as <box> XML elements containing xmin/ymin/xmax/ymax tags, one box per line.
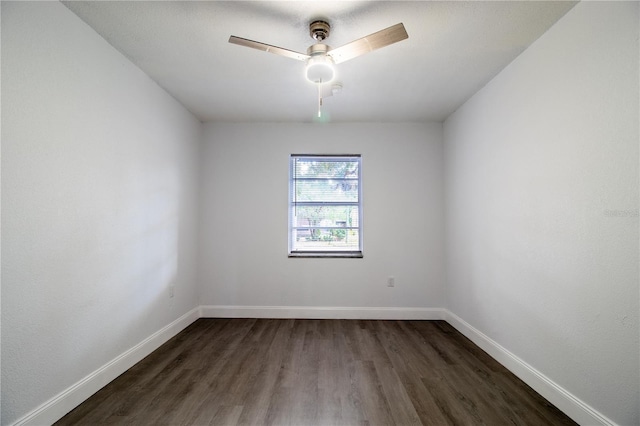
<box><xmin>1</xmin><ymin>1</ymin><xmax>638</xmax><ymax>425</ymax></box>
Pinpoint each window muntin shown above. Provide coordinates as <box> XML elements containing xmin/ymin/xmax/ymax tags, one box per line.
<box><xmin>289</xmin><ymin>155</ymin><xmax>362</xmax><ymax>257</ymax></box>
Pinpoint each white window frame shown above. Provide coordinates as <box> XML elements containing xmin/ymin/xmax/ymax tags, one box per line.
<box><xmin>288</xmin><ymin>154</ymin><xmax>363</xmax><ymax>258</ymax></box>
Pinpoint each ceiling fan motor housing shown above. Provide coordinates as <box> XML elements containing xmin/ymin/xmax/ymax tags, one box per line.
<box><xmin>309</xmin><ymin>20</ymin><xmax>330</xmax><ymax>41</ymax></box>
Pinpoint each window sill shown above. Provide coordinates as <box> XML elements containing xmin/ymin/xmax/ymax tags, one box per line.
<box><xmin>288</xmin><ymin>251</ymin><xmax>363</xmax><ymax>258</ymax></box>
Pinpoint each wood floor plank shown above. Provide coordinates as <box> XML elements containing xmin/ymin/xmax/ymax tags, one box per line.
<box><xmin>56</xmin><ymin>319</ymin><xmax>578</xmax><ymax>426</ymax></box>
<box><xmin>370</xmin><ymin>321</ymin><xmax>450</xmax><ymax>425</ymax></box>
<box><xmin>353</xmin><ymin>360</ymin><xmax>395</xmax><ymax>426</ymax></box>
<box><xmin>210</xmin><ymin>405</ymin><xmax>244</xmax><ymax>426</ymax></box>
<box><xmin>374</xmin><ymin>363</ymin><xmax>422</xmax><ymax>426</ymax></box>
<box><xmin>235</xmin><ymin>320</ymin><xmax>294</xmax><ymax>426</ymax></box>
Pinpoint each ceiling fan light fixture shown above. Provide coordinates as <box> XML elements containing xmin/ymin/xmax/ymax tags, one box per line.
<box><xmin>305</xmin><ymin>57</ymin><xmax>335</xmax><ymax>84</ymax></box>
<box><xmin>305</xmin><ymin>44</ymin><xmax>334</xmax><ymax>84</ymax></box>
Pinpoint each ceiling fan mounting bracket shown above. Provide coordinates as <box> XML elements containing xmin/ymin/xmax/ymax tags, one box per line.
<box><xmin>309</xmin><ymin>20</ymin><xmax>330</xmax><ymax>42</ymax></box>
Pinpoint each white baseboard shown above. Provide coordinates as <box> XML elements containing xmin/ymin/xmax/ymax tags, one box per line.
<box><xmin>443</xmin><ymin>310</ymin><xmax>616</xmax><ymax>426</ymax></box>
<box><xmin>13</xmin><ymin>307</ymin><xmax>200</xmax><ymax>426</ymax></box>
<box><xmin>199</xmin><ymin>305</ymin><xmax>446</xmax><ymax>320</ymax></box>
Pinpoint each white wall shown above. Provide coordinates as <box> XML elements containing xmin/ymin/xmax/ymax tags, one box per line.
<box><xmin>199</xmin><ymin>123</ymin><xmax>444</xmax><ymax>311</ymax></box>
<box><xmin>443</xmin><ymin>2</ymin><xmax>639</xmax><ymax>425</ymax></box>
<box><xmin>1</xmin><ymin>2</ymin><xmax>201</xmax><ymax>424</ymax></box>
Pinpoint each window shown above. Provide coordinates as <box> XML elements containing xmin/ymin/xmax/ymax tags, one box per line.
<box><xmin>289</xmin><ymin>155</ymin><xmax>362</xmax><ymax>258</ymax></box>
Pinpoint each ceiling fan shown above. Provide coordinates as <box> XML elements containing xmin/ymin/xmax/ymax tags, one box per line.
<box><xmin>229</xmin><ymin>20</ymin><xmax>408</xmax><ymax>116</ymax></box>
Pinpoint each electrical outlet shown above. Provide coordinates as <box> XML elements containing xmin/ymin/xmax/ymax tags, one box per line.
<box><xmin>169</xmin><ymin>285</ymin><xmax>175</xmax><ymax>298</ymax></box>
<box><xmin>387</xmin><ymin>277</ymin><xmax>395</xmax><ymax>287</ymax></box>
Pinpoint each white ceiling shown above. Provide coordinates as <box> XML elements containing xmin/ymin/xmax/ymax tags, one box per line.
<box><xmin>62</xmin><ymin>1</ymin><xmax>577</xmax><ymax>123</ymax></box>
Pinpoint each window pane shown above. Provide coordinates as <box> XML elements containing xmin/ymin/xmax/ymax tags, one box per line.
<box><xmin>292</xmin><ymin>206</ymin><xmax>359</xmax><ymax>228</ymax></box>
<box><xmin>294</xmin><ymin>179</ymin><xmax>358</xmax><ymax>202</ymax></box>
<box><xmin>292</xmin><ymin>229</ymin><xmax>360</xmax><ymax>251</ymax></box>
<box><xmin>293</xmin><ymin>159</ymin><xmax>359</xmax><ymax>179</ymax></box>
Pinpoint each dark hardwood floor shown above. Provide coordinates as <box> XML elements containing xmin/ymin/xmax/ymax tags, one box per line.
<box><xmin>56</xmin><ymin>319</ymin><xmax>577</xmax><ymax>425</ymax></box>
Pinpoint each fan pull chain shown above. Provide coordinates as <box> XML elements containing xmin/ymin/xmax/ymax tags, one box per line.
<box><xmin>317</xmin><ymin>79</ymin><xmax>323</xmax><ymax>118</ymax></box>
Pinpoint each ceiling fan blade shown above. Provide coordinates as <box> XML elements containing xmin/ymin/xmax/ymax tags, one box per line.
<box><xmin>327</xmin><ymin>23</ymin><xmax>408</xmax><ymax>64</ymax></box>
<box><xmin>229</xmin><ymin>35</ymin><xmax>310</xmax><ymax>62</ymax></box>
